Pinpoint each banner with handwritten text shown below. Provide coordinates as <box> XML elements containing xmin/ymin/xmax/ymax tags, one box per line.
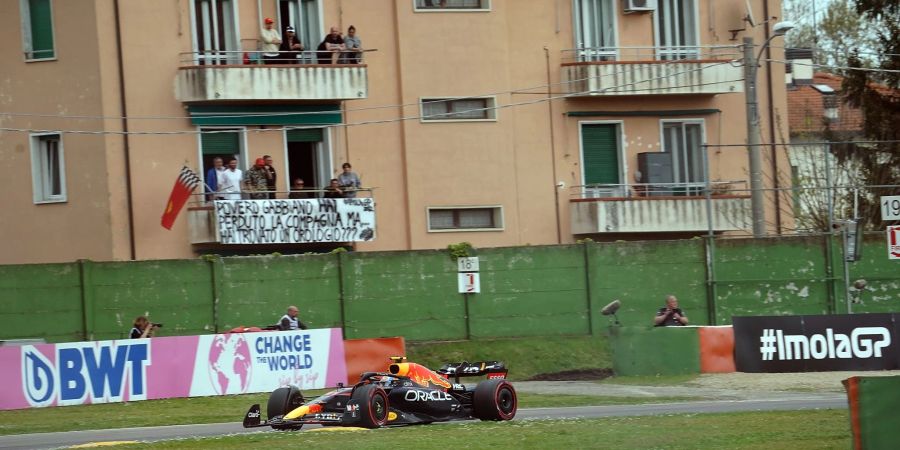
<box><xmin>214</xmin><ymin>198</ymin><xmax>376</xmax><ymax>244</ymax></box>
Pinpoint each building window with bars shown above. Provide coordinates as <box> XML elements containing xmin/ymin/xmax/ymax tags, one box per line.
<box><xmin>20</xmin><ymin>0</ymin><xmax>55</xmax><ymax>60</ymax></box>
<box><xmin>420</xmin><ymin>97</ymin><xmax>496</xmax><ymax>122</ymax></box>
<box><xmin>30</xmin><ymin>134</ymin><xmax>66</xmax><ymax>203</ymax></box>
<box><xmin>414</xmin><ymin>0</ymin><xmax>490</xmax><ymax>11</ymax></box>
<box><xmin>427</xmin><ymin>207</ymin><xmax>503</xmax><ymax>231</ymax></box>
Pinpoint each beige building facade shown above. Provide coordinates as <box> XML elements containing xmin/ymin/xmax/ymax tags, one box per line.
<box><xmin>0</xmin><ymin>0</ymin><xmax>791</xmax><ymax>264</ymax></box>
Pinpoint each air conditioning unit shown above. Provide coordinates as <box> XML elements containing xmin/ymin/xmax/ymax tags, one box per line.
<box><xmin>622</xmin><ymin>0</ymin><xmax>657</xmax><ymax>13</ymax></box>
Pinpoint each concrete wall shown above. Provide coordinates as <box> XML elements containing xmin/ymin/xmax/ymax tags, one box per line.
<box><xmin>1</xmin><ymin>235</ymin><xmax>896</xmax><ymax>344</ymax></box>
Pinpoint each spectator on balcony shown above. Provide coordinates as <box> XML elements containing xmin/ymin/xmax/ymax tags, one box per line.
<box><xmin>654</xmin><ymin>295</ymin><xmax>688</xmax><ymax>327</ymax></box>
<box><xmin>205</xmin><ymin>157</ymin><xmax>226</xmax><ymax>201</ymax></box>
<box><xmin>279</xmin><ymin>26</ymin><xmax>304</xmax><ymax>64</ymax></box>
<box><xmin>289</xmin><ymin>178</ymin><xmax>314</xmax><ymax>199</ymax></box>
<box><xmin>260</xmin><ymin>17</ymin><xmax>282</xmax><ymax>64</ymax></box>
<box><xmin>325</xmin><ymin>178</ymin><xmax>345</xmax><ymax>198</ymax></box>
<box><xmin>278</xmin><ymin>306</ymin><xmax>308</xmax><ymax>331</ymax></box>
<box><xmin>341</xmin><ymin>25</ymin><xmax>362</xmax><ymax>64</ymax></box>
<box><xmin>244</xmin><ymin>158</ymin><xmax>269</xmax><ymax>199</ymax></box>
<box><xmin>316</xmin><ymin>26</ymin><xmax>345</xmax><ymax>64</ymax></box>
<box><xmin>263</xmin><ymin>155</ymin><xmax>277</xmax><ymax>199</ymax></box>
<box><xmin>337</xmin><ymin>162</ymin><xmax>361</xmax><ymax>198</ymax></box>
<box><xmin>219</xmin><ymin>158</ymin><xmax>243</xmax><ymax>200</ymax></box>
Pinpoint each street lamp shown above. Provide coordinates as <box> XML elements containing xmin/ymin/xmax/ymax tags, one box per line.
<box><xmin>743</xmin><ymin>21</ymin><xmax>794</xmax><ymax>237</ymax></box>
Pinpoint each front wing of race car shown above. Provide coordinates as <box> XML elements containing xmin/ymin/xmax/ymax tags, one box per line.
<box><xmin>243</xmin><ymin>404</ymin><xmax>346</xmax><ymax>429</ymax></box>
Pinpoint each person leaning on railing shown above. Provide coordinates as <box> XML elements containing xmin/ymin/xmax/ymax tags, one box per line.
<box><xmin>279</xmin><ymin>25</ymin><xmax>303</xmax><ymax>64</ymax></box>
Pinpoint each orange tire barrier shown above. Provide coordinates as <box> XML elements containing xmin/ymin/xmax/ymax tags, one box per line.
<box><xmin>699</xmin><ymin>326</ymin><xmax>736</xmax><ymax>373</ymax></box>
<box><xmin>343</xmin><ymin>337</ymin><xmax>406</xmax><ymax>384</ymax></box>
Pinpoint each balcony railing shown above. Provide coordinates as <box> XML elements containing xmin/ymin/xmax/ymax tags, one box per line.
<box><xmin>560</xmin><ymin>46</ymin><xmax>743</xmax><ymax>96</ymax></box>
<box><xmin>569</xmin><ymin>181</ymin><xmax>751</xmax><ymax>234</ymax></box>
<box><xmin>175</xmin><ymin>50</ymin><xmax>369</xmax><ymax>102</ymax></box>
<box><xmin>187</xmin><ymin>189</ymin><xmax>376</xmax><ymax>245</ymax></box>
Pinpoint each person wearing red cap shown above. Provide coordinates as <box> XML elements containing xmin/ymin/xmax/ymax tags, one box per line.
<box><xmin>243</xmin><ymin>158</ymin><xmax>269</xmax><ymax>199</ymax></box>
<box><xmin>260</xmin><ymin>18</ymin><xmax>282</xmax><ymax>64</ymax></box>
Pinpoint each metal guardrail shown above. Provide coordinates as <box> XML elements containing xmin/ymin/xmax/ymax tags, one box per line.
<box><xmin>570</xmin><ymin>181</ymin><xmax>749</xmax><ymax>199</ymax></box>
<box><xmin>561</xmin><ymin>45</ymin><xmax>741</xmax><ymax>64</ymax></box>
<box><xmin>178</xmin><ymin>49</ymin><xmax>376</xmax><ymax>66</ymax></box>
<box><xmin>189</xmin><ymin>188</ymin><xmax>374</xmax><ymax>205</ymax></box>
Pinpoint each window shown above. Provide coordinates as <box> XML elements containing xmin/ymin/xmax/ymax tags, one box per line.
<box><xmin>278</xmin><ymin>0</ymin><xmax>321</xmax><ymax>64</ymax></box>
<box><xmin>656</xmin><ymin>0</ymin><xmax>698</xmax><ymax>60</ymax></box>
<box><xmin>428</xmin><ymin>207</ymin><xmax>503</xmax><ymax>231</ymax></box>
<box><xmin>414</xmin><ymin>0</ymin><xmax>490</xmax><ymax>11</ymax></box>
<box><xmin>661</xmin><ymin>121</ymin><xmax>704</xmax><ymax>193</ymax></box>
<box><xmin>572</xmin><ymin>0</ymin><xmax>617</xmax><ymax>61</ymax></box>
<box><xmin>30</xmin><ymin>134</ymin><xmax>65</xmax><ymax>203</ymax></box>
<box><xmin>199</xmin><ymin>128</ymin><xmax>243</xmax><ymax>188</ymax></box>
<box><xmin>192</xmin><ymin>0</ymin><xmax>239</xmax><ymax>64</ymax></box>
<box><xmin>20</xmin><ymin>0</ymin><xmax>55</xmax><ymax>60</ymax></box>
<box><xmin>421</xmin><ymin>98</ymin><xmax>496</xmax><ymax>122</ymax></box>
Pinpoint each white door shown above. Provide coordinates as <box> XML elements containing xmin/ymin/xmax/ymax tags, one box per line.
<box><xmin>193</xmin><ymin>0</ymin><xmax>239</xmax><ymax>64</ymax></box>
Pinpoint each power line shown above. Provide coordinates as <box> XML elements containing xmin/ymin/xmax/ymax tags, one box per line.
<box><xmin>764</xmin><ymin>58</ymin><xmax>900</xmax><ymax>74</ymax></box>
<box><xmin>0</xmin><ymin>52</ymin><xmax>742</xmax><ymax>122</ymax></box>
<box><xmin>703</xmin><ymin>141</ymin><xmax>900</xmax><ymax>147</ymax></box>
<box><xmin>0</xmin><ymin>61</ymin><xmax>740</xmax><ymax>136</ymax></box>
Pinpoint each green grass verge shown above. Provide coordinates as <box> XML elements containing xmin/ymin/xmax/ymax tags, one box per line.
<box><xmin>407</xmin><ymin>335</ymin><xmax>611</xmax><ymax>381</ymax></box>
<box><xmin>106</xmin><ymin>410</ymin><xmax>850</xmax><ymax>450</ymax></box>
<box><xmin>596</xmin><ymin>374</ymin><xmax>699</xmax><ymax>386</ymax></box>
<box><xmin>0</xmin><ymin>391</ymin><xmax>691</xmax><ymax>436</ymax></box>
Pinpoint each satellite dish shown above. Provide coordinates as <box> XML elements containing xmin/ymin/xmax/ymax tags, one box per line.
<box><xmin>745</xmin><ymin>0</ymin><xmax>757</xmax><ymax>27</ymax></box>
<box><xmin>601</xmin><ymin>300</ymin><xmax>621</xmax><ymax>316</ymax></box>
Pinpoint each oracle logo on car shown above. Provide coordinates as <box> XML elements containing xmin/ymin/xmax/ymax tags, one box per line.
<box><xmin>404</xmin><ymin>389</ymin><xmax>453</xmax><ymax>402</ymax></box>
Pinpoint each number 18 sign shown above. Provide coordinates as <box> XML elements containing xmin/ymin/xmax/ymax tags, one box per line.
<box><xmin>888</xmin><ymin>225</ymin><xmax>900</xmax><ymax>260</ymax></box>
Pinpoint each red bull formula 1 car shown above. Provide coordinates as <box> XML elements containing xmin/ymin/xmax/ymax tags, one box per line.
<box><xmin>242</xmin><ymin>357</ymin><xmax>517</xmax><ymax>429</ymax></box>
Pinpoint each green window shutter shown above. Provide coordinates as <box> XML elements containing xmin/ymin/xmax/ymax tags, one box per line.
<box><xmin>28</xmin><ymin>0</ymin><xmax>54</xmax><ymax>59</ymax></box>
<box><xmin>201</xmin><ymin>131</ymin><xmax>240</xmax><ymax>155</ymax></box>
<box><xmin>286</xmin><ymin>128</ymin><xmax>324</xmax><ymax>142</ymax></box>
<box><xmin>581</xmin><ymin>124</ymin><xmax>619</xmax><ymax>184</ymax></box>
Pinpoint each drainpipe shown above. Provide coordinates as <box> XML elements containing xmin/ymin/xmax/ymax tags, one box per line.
<box><xmin>114</xmin><ymin>0</ymin><xmax>136</xmax><ymax>260</ymax></box>
<box><xmin>762</xmin><ymin>0</ymin><xmax>782</xmax><ymax>234</ymax></box>
<box><xmin>545</xmin><ymin>46</ymin><xmax>563</xmax><ymax>244</ymax></box>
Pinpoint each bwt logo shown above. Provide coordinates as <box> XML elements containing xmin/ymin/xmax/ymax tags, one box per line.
<box><xmin>22</xmin><ymin>342</ymin><xmax>150</xmax><ymax>407</ymax></box>
<box><xmin>758</xmin><ymin>327</ymin><xmax>891</xmax><ymax>361</ymax></box>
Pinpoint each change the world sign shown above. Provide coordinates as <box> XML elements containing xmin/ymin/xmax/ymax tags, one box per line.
<box><xmin>214</xmin><ymin>198</ymin><xmax>376</xmax><ymax>244</ymax></box>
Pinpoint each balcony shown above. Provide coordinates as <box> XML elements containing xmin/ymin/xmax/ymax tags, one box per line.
<box><xmin>569</xmin><ymin>182</ymin><xmax>751</xmax><ymax>234</ymax></box>
<box><xmin>175</xmin><ymin>51</ymin><xmax>368</xmax><ymax>103</ymax></box>
<box><xmin>560</xmin><ymin>46</ymin><xmax>743</xmax><ymax>97</ymax></box>
<box><xmin>187</xmin><ymin>191</ymin><xmax>376</xmax><ymax>245</ymax></box>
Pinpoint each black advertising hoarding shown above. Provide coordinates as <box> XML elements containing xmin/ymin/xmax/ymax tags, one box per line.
<box><xmin>733</xmin><ymin>313</ymin><xmax>900</xmax><ymax>373</ymax></box>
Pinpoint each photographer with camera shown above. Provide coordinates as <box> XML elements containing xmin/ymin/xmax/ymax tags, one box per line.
<box><xmin>654</xmin><ymin>295</ymin><xmax>688</xmax><ymax>327</ymax></box>
<box><xmin>130</xmin><ymin>316</ymin><xmax>162</xmax><ymax>339</ymax></box>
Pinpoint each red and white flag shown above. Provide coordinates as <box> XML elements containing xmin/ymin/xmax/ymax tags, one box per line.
<box><xmin>161</xmin><ymin>166</ymin><xmax>201</xmax><ymax>230</ymax></box>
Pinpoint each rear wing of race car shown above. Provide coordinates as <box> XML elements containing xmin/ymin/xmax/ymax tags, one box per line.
<box><xmin>438</xmin><ymin>361</ymin><xmax>508</xmax><ymax>383</ymax></box>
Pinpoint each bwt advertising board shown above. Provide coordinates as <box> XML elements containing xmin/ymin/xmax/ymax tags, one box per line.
<box><xmin>214</xmin><ymin>198</ymin><xmax>376</xmax><ymax>244</ymax></box>
<box><xmin>733</xmin><ymin>314</ymin><xmax>900</xmax><ymax>373</ymax></box>
<box><xmin>0</xmin><ymin>329</ymin><xmax>347</xmax><ymax>410</ymax></box>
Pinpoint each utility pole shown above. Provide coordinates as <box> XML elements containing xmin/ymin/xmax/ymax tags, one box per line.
<box><xmin>743</xmin><ymin>36</ymin><xmax>766</xmax><ymax>237</ymax></box>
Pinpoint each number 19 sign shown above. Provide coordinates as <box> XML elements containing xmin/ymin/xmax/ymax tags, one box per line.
<box><xmin>882</xmin><ymin>196</ymin><xmax>900</xmax><ymax>221</ymax></box>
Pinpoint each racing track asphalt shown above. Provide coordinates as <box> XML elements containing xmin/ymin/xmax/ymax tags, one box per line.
<box><xmin>0</xmin><ymin>396</ymin><xmax>847</xmax><ymax>450</ymax></box>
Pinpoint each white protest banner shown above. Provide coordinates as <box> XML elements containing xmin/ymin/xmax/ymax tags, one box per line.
<box><xmin>214</xmin><ymin>198</ymin><xmax>376</xmax><ymax>244</ymax></box>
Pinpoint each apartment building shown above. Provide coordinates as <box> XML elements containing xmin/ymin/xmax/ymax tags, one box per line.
<box><xmin>0</xmin><ymin>0</ymin><xmax>790</xmax><ymax>264</ymax></box>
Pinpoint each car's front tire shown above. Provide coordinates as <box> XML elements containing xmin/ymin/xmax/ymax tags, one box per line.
<box><xmin>473</xmin><ymin>379</ymin><xmax>517</xmax><ymax>421</ymax></box>
<box><xmin>267</xmin><ymin>385</ymin><xmax>305</xmax><ymax>430</ymax></box>
<box><xmin>351</xmin><ymin>384</ymin><xmax>390</xmax><ymax>428</ymax></box>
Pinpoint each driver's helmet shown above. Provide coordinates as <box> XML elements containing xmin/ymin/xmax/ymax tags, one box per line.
<box><xmin>379</xmin><ymin>376</ymin><xmax>397</xmax><ymax>385</ymax></box>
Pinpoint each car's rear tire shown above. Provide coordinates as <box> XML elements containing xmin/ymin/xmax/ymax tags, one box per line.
<box><xmin>267</xmin><ymin>385</ymin><xmax>305</xmax><ymax>430</ymax></box>
<box><xmin>473</xmin><ymin>379</ymin><xmax>517</xmax><ymax>421</ymax></box>
<box><xmin>351</xmin><ymin>384</ymin><xmax>389</xmax><ymax>428</ymax></box>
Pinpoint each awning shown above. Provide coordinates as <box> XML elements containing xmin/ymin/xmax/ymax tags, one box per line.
<box><xmin>188</xmin><ymin>105</ymin><xmax>342</xmax><ymax>126</ymax></box>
